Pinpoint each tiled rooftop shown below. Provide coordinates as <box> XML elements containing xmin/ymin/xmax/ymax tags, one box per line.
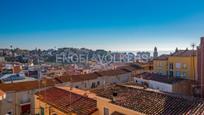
<box><xmin>0</xmin><ymin>64</ymin><xmax>141</xmax><ymax>92</ymax></box>
<box><xmin>55</xmin><ymin>72</ymin><xmax>99</xmax><ymax>83</ymax></box>
<box><xmin>95</xmin><ymin>69</ymin><xmax>129</xmax><ymax>77</ymax></box>
<box><xmin>134</xmin><ymin>72</ymin><xmax>188</xmax><ymax>84</ymax></box>
<box><xmin>154</xmin><ymin>50</ymin><xmax>196</xmax><ymax>60</ymax></box>
<box><xmin>58</xmin><ymin>86</ymin><xmax>97</xmax><ymax>99</ymax></box>
<box><xmin>55</xmin><ymin>64</ymin><xmax>141</xmax><ymax>83</ymax></box>
<box><xmin>36</xmin><ymin>87</ymin><xmax>97</xmax><ymax>115</ymax></box>
<box><xmin>92</xmin><ymin>85</ymin><xmax>204</xmax><ymax>115</ymax></box>
<box><xmin>116</xmin><ymin>64</ymin><xmax>143</xmax><ymax>72</ymax></box>
<box><xmin>171</xmin><ymin>50</ymin><xmax>197</xmax><ymax>57</ymax></box>
<box><xmin>0</xmin><ymin>78</ymin><xmax>56</xmax><ymax>92</ymax></box>
<box><xmin>154</xmin><ymin>54</ymin><xmax>169</xmax><ymax>60</ymax></box>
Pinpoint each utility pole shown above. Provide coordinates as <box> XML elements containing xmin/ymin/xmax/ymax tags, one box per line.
<box><xmin>191</xmin><ymin>43</ymin><xmax>196</xmax><ymax>80</ymax></box>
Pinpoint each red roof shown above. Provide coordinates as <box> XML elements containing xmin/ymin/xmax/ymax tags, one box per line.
<box><xmin>171</xmin><ymin>50</ymin><xmax>197</xmax><ymax>57</ymax></box>
<box><xmin>0</xmin><ymin>64</ymin><xmax>141</xmax><ymax>92</ymax></box>
<box><xmin>0</xmin><ymin>79</ymin><xmax>56</xmax><ymax>92</ymax></box>
<box><xmin>55</xmin><ymin>64</ymin><xmax>141</xmax><ymax>83</ymax></box>
<box><xmin>92</xmin><ymin>85</ymin><xmax>204</xmax><ymax>115</ymax></box>
<box><xmin>95</xmin><ymin>69</ymin><xmax>128</xmax><ymax>77</ymax></box>
<box><xmin>36</xmin><ymin>87</ymin><xmax>97</xmax><ymax>115</ymax></box>
<box><xmin>154</xmin><ymin>54</ymin><xmax>169</xmax><ymax>60</ymax></box>
<box><xmin>56</xmin><ymin>72</ymin><xmax>99</xmax><ymax>83</ymax></box>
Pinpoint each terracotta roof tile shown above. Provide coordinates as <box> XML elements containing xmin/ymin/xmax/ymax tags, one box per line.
<box><xmin>92</xmin><ymin>85</ymin><xmax>204</xmax><ymax>115</ymax></box>
<box><xmin>36</xmin><ymin>87</ymin><xmax>97</xmax><ymax>115</ymax></box>
<box><xmin>56</xmin><ymin>72</ymin><xmax>99</xmax><ymax>83</ymax></box>
<box><xmin>0</xmin><ymin>79</ymin><xmax>56</xmax><ymax>92</ymax></box>
<box><xmin>118</xmin><ymin>64</ymin><xmax>143</xmax><ymax>72</ymax></box>
<box><xmin>171</xmin><ymin>50</ymin><xmax>197</xmax><ymax>57</ymax></box>
<box><xmin>95</xmin><ymin>69</ymin><xmax>128</xmax><ymax>77</ymax></box>
<box><xmin>154</xmin><ymin>54</ymin><xmax>169</xmax><ymax>60</ymax></box>
<box><xmin>56</xmin><ymin>64</ymin><xmax>141</xmax><ymax>83</ymax></box>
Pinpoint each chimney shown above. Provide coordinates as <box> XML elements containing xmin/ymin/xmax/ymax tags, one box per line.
<box><xmin>112</xmin><ymin>90</ymin><xmax>118</xmax><ymax>102</ymax></box>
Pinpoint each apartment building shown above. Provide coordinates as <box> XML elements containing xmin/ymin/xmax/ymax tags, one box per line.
<box><xmin>153</xmin><ymin>54</ymin><xmax>169</xmax><ymax>75</ymax></box>
<box><xmin>0</xmin><ymin>79</ymin><xmax>56</xmax><ymax>115</ymax></box>
<box><xmin>137</xmin><ymin>61</ymin><xmax>153</xmax><ymax>73</ymax></box>
<box><xmin>168</xmin><ymin>50</ymin><xmax>197</xmax><ymax>80</ymax></box>
<box><xmin>153</xmin><ymin>50</ymin><xmax>197</xmax><ymax>80</ymax></box>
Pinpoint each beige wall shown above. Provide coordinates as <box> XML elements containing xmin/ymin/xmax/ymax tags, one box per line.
<box><xmin>168</xmin><ymin>56</ymin><xmax>197</xmax><ymax>80</ymax></box>
<box><xmin>0</xmin><ymin>90</ymin><xmax>35</xmax><ymax>115</ymax></box>
<box><xmin>153</xmin><ymin>60</ymin><xmax>168</xmax><ymax>75</ymax></box>
<box><xmin>173</xmin><ymin>80</ymin><xmax>193</xmax><ymax>96</ymax></box>
<box><xmin>97</xmin><ymin>96</ymin><xmax>142</xmax><ymax>115</ymax></box>
<box><xmin>61</xmin><ymin>73</ymin><xmax>132</xmax><ymax>90</ymax></box>
<box><xmin>153</xmin><ymin>56</ymin><xmax>197</xmax><ymax>80</ymax></box>
<box><xmin>0</xmin><ymin>87</ymin><xmax>51</xmax><ymax>115</ymax></box>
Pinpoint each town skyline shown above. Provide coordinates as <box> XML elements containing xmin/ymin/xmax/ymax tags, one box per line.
<box><xmin>1</xmin><ymin>0</ymin><xmax>204</xmax><ymax>114</ymax></box>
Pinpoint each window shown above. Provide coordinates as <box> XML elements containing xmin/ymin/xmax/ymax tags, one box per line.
<box><xmin>40</xmin><ymin>107</ymin><xmax>44</xmax><ymax>115</ymax></box>
<box><xmin>7</xmin><ymin>112</ymin><xmax>12</xmax><ymax>115</ymax></box>
<box><xmin>183</xmin><ymin>64</ymin><xmax>187</xmax><ymax>69</ymax></box>
<box><xmin>97</xmin><ymin>81</ymin><xmax>100</xmax><ymax>86</ymax></box>
<box><xmin>169</xmin><ymin>63</ymin><xmax>174</xmax><ymax>70</ymax></box>
<box><xmin>176</xmin><ymin>71</ymin><xmax>180</xmax><ymax>77</ymax></box>
<box><xmin>6</xmin><ymin>93</ymin><xmax>14</xmax><ymax>103</ymax></box>
<box><xmin>159</xmin><ymin>62</ymin><xmax>163</xmax><ymax>67</ymax></box>
<box><xmin>85</xmin><ymin>83</ymin><xmax>87</xmax><ymax>88</ymax></box>
<box><xmin>176</xmin><ymin>63</ymin><xmax>181</xmax><ymax>69</ymax></box>
<box><xmin>104</xmin><ymin>107</ymin><xmax>109</xmax><ymax>115</ymax></box>
<box><xmin>21</xmin><ymin>93</ymin><xmax>30</xmax><ymax>104</ymax></box>
<box><xmin>183</xmin><ymin>72</ymin><xmax>187</xmax><ymax>78</ymax></box>
<box><xmin>169</xmin><ymin>71</ymin><xmax>174</xmax><ymax>77</ymax></box>
<box><xmin>91</xmin><ymin>82</ymin><xmax>96</xmax><ymax>88</ymax></box>
<box><xmin>159</xmin><ymin>70</ymin><xmax>163</xmax><ymax>75</ymax></box>
<box><xmin>75</xmin><ymin>86</ymin><xmax>79</xmax><ymax>88</ymax></box>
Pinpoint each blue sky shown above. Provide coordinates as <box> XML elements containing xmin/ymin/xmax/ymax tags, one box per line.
<box><xmin>0</xmin><ymin>0</ymin><xmax>204</xmax><ymax>51</ymax></box>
